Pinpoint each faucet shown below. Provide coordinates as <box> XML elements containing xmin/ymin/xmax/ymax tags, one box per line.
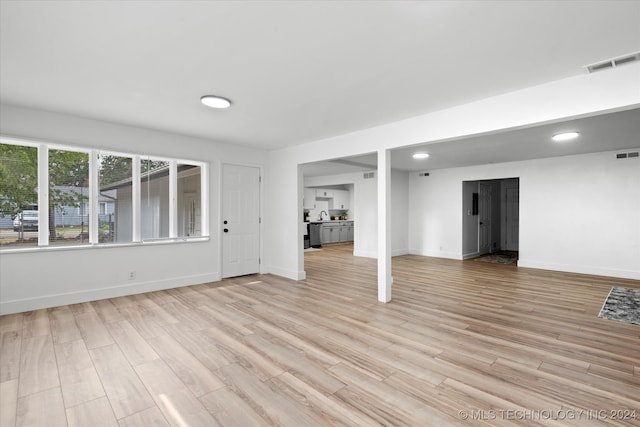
<box><xmin>319</xmin><ymin>210</ymin><xmax>328</xmax><ymax>221</ymax></box>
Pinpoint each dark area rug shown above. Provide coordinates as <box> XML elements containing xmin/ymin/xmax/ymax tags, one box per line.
<box><xmin>474</xmin><ymin>251</ymin><xmax>518</xmax><ymax>265</ymax></box>
<box><xmin>598</xmin><ymin>286</ymin><xmax>640</xmax><ymax>325</ymax></box>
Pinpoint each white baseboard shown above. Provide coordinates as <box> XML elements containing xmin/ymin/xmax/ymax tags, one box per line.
<box><xmin>353</xmin><ymin>250</ymin><xmax>377</xmax><ymax>258</ymax></box>
<box><xmin>0</xmin><ymin>272</ymin><xmax>221</xmax><ymax>315</ymax></box>
<box><xmin>408</xmin><ymin>248</ymin><xmax>464</xmax><ymax>260</ymax></box>
<box><xmin>517</xmin><ymin>260</ymin><xmax>640</xmax><ymax>280</ymax></box>
<box><xmin>265</xmin><ymin>265</ymin><xmax>306</xmax><ymax>281</ymax></box>
<box><xmin>351</xmin><ymin>249</ymin><xmax>409</xmax><ymax>259</ymax></box>
<box><xmin>393</xmin><ymin>248</ymin><xmax>409</xmax><ymax>257</ymax></box>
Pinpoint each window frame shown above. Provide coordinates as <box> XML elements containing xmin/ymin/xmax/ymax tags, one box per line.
<box><xmin>0</xmin><ymin>136</ymin><xmax>209</xmax><ymax>252</ymax></box>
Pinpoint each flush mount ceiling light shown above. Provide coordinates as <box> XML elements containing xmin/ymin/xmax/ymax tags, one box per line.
<box><xmin>200</xmin><ymin>95</ymin><xmax>232</xmax><ymax>109</ymax></box>
<box><xmin>413</xmin><ymin>152</ymin><xmax>430</xmax><ymax>159</ymax></box>
<box><xmin>552</xmin><ymin>131</ymin><xmax>579</xmax><ymax>142</ymax></box>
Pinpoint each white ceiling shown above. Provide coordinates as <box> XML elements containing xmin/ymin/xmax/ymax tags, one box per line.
<box><xmin>1</xmin><ymin>1</ymin><xmax>639</xmax><ymax>151</ymax></box>
<box><xmin>302</xmin><ymin>107</ymin><xmax>640</xmax><ymax>176</ymax></box>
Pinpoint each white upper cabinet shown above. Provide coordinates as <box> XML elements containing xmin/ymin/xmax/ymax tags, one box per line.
<box><xmin>303</xmin><ymin>187</ymin><xmax>317</xmax><ymax>209</ymax></box>
<box><xmin>332</xmin><ymin>190</ymin><xmax>349</xmax><ymax>210</ymax></box>
<box><xmin>316</xmin><ymin>189</ymin><xmax>334</xmax><ymax>198</ymax></box>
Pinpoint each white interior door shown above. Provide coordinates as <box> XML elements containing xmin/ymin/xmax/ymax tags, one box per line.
<box><xmin>478</xmin><ymin>183</ymin><xmax>491</xmax><ymax>255</ymax></box>
<box><xmin>504</xmin><ymin>185</ymin><xmax>519</xmax><ymax>251</ymax></box>
<box><xmin>222</xmin><ymin>164</ymin><xmax>260</xmax><ymax>278</ymax></box>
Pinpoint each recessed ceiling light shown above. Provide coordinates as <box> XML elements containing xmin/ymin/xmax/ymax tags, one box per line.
<box><xmin>200</xmin><ymin>95</ymin><xmax>232</xmax><ymax>109</ymax></box>
<box><xmin>413</xmin><ymin>152</ymin><xmax>430</xmax><ymax>159</ymax></box>
<box><xmin>552</xmin><ymin>131</ymin><xmax>579</xmax><ymax>142</ymax></box>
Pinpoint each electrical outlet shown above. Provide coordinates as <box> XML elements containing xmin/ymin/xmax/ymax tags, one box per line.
<box><xmin>128</xmin><ymin>271</ymin><xmax>136</xmax><ymax>280</ymax></box>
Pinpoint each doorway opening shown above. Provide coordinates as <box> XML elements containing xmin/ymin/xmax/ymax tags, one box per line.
<box><xmin>462</xmin><ymin>177</ymin><xmax>519</xmax><ymax>260</ymax></box>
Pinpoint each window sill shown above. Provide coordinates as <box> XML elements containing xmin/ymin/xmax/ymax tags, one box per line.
<box><xmin>0</xmin><ymin>236</ymin><xmax>210</xmax><ymax>254</ymax></box>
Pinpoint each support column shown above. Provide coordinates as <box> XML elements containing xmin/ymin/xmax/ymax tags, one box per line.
<box><xmin>377</xmin><ymin>149</ymin><xmax>392</xmax><ymax>302</ymax></box>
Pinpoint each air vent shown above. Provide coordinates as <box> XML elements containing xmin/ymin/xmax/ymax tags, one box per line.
<box><xmin>586</xmin><ymin>52</ymin><xmax>640</xmax><ymax>73</ymax></box>
<box><xmin>418</xmin><ymin>172</ymin><xmax>430</xmax><ymax>177</ymax></box>
<box><xmin>363</xmin><ymin>172</ymin><xmax>375</xmax><ymax>179</ymax></box>
<box><xmin>616</xmin><ymin>151</ymin><xmax>639</xmax><ymax>159</ymax></box>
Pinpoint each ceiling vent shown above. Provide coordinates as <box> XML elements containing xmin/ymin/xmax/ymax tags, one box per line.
<box><xmin>363</xmin><ymin>172</ymin><xmax>375</xmax><ymax>179</ymax></box>
<box><xmin>418</xmin><ymin>172</ymin><xmax>430</xmax><ymax>177</ymax></box>
<box><xmin>585</xmin><ymin>52</ymin><xmax>640</xmax><ymax>73</ymax></box>
<box><xmin>616</xmin><ymin>151</ymin><xmax>639</xmax><ymax>159</ymax></box>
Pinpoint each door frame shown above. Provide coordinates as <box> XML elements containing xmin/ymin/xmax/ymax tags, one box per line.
<box><xmin>219</xmin><ymin>162</ymin><xmax>264</xmax><ymax>278</ymax></box>
<box><xmin>462</xmin><ymin>177</ymin><xmax>519</xmax><ymax>259</ymax></box>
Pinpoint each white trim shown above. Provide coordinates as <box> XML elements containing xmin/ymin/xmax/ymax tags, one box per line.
<box><xmin>265</xmin><ymin>265</ymin><xmax>306</xmax><ymax>281</ymax></box>
<box><xmin>37</xmin><ymin>144</ymin><xmax>49</xmax><ymax>246</ymax></box>
<box><xmin>89</xmin><ymin>149</ymin><xmax>99</xmax><ymax>244</ymax></box>
<box><xmin>517</xmin><ymin>260</ymin><xmax>640</xmax><ymax>281</ymax></box>
<box><xmin>201</xmin><ymin>161</ymin><xmax>210</xmax><ymax>237</ymax></box>
<box><xmin>0</xmin><ymin>271</ymin><xmax>221</xmax><ymax>315</ymax></box>
<box><xmin>169</xmin><ymin>159</ymin><xmax>177</xmax><ymax>238</ymax></box>
<box><xmin>0</xmin><ymin>236</ymin><xmax>210</xmax><ymax>254</ymax></box>
<box><xmin>132</xmin><ymin>155</ymin><xmax>141</xmax><ymax>242</ymax></box>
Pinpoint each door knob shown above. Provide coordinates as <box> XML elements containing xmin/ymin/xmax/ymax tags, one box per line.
<box><xmin>223</xmin><ymin>228</ymin><xmax>229</xmax><ymax>233</ymax></box>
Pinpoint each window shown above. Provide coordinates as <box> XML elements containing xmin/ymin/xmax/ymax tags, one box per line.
<box><xmin>0</xmin><ymin>143</ymin><xmax>38</xmax><ymax>248</ymax></box>
<box><xmin>178</xmin><ymin>164</ymin><xmax>202</xmax><ymax>237</ymax></box>
<box><xmin>141</xmin><ymin>158</ymin><xmax>170</xmax><ymax>240</ymax></box>
<box><xmin>0</xmin><ymin>137</ymin><xmax>208</xmax><ymax>250</ymax></box>
<box><xmin>48</xmin><ymin>148</ymin><xmax>90</xmax><ymax>246</ymax></box>
<box><xmin>99</xmin><ymin>152</ymin><xmax>132</xmax><ymax>243</ymax></box>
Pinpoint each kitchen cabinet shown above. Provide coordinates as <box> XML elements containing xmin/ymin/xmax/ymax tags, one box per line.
<box><xmin>321</xmin><ymin>224</ymin><xmax>340</xmax><ymax>244</ymax></box>
<box><xmin>316</xmin><ymin>189</ymin><xmax>334</xmax><ymax>198</ymax></box>
<box><xmin>303</xmin><ymin>187</ymin><xmax>317</xmax><ymax>209</ymax></box>
<box><xmin>321</xmin><ymin>221</ymin><xmax>354</xmax><ymax>244</ymax></box>
<box><xmin>332</xmin><ymin>190</ymin><xmax>349</xmax><ymax>210</ymax></box>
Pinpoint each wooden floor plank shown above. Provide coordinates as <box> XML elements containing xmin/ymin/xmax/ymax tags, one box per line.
<box><xmin>146</xmin><ymin>333</ymin><xmax>226</xmax><ymax>397</ymax></box>
<box><xmin>66</xmin><ymin>396</ymin><xmax>119</xmax><ymax>427</ymax></box>
<box><xmin>1</xmin><ymin>243</ymin><xmax>639</xmax><ymax>426</ymax></box>
<box><xmin>54</xmin><ymin>339</ymin><xmax>105</xmax><ymax>408</ymax></box>
<box><xmin>106</xmin><ymin>320</ymin><xmax>160</xmax><ymax>366</ymax></box>
<box><xmin>15</xmin><ymin>387</ymin><xmax>67</xmax><ymax>427</ymax></box>
<box><xmin>21</xmin><ymin>309</ymin><xmax>50</xmax><ymax>339</ymax></box>
<box><xmin>117</xmin><ymin>407</ymin><xmax>170</xmax><ymax>427</ymax></box>
<box><xmin>0</xmin><ymin>379</ymin><xmax>18</xmax><ymax>427</ymax></box>
<box><xmin>0</xmin><ymin>330</ymin><xmax>21</xmax><ymax>382</ymax></box>
<box><xmin>75</xmin><ymin>312</ymin><xmax>115</xmax><ymax>350</ymax></box>
<box><xmin>89</xmin><ymin>344</ymin><xmax>155</xmax><ymax>420</ymax></box>
<box><xmin>134</xmin><ymin>359</ymin><xmax>219</xmax><ymax>427</ymax></box>
<box><xmin>17</xmin><ymin>335</ymin><xmax>59</xmax><ymax>398</ymax></box>
<box><xmin>49</xmin><ymin>306</ymin><xmax>82</xmax><ymax>345</ymax></box>
<box><xmin>199</xmin><ymin>386</ymin><xmax>272</xmax><ymax>427</ymax></box>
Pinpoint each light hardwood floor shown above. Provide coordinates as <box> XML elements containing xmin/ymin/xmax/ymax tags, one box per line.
<box><xmin>1</xmin><ymin>244</ymin><xmax>639</xmax><ymax>426</ymax></box>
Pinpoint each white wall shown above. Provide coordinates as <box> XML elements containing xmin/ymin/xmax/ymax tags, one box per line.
<box><xmin>408</xmin><ymin>150</ymin><xmax>640</xmax><ymax>279</ymax></box>
<box><xmin>391</xmin><ymin>170</ymin><xmax>409</xmax><ymax>256</ymax></box>
<box><xmin>0</xmin><ymin>104</ymin><xmax>267</xmax><ymax>314</ymax></box>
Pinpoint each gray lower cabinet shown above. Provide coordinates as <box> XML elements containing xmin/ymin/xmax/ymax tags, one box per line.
<box><xmin>321</xmin><ymin>225</ymin><xmax>338</xmax><ymax>244</ymax></box>
<box><xmin>321</xmin><ymin>221</ymin><xmax>354</xmax><ymax>244</ymax></box>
